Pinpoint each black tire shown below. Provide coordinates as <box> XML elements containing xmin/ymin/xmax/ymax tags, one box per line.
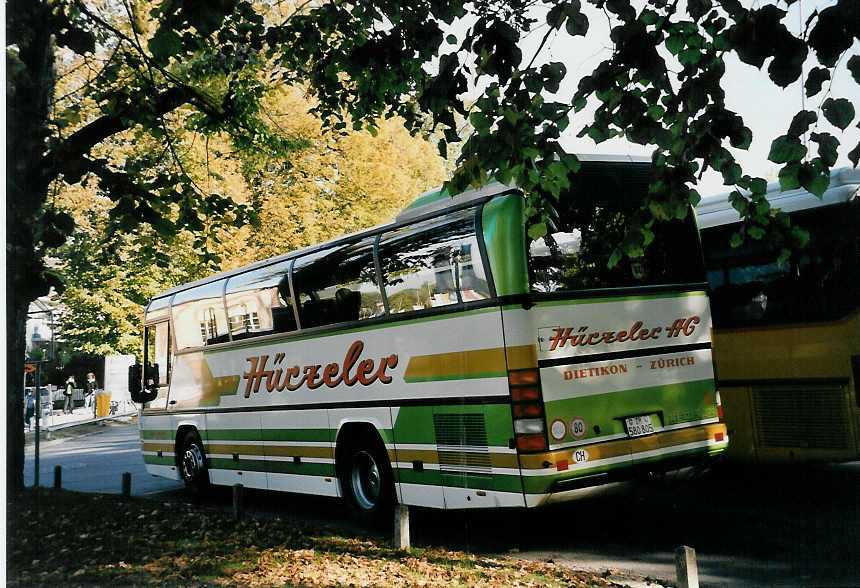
<box><xmin>341</xmin><ymin>437</ymin><xmax>395</xmax><ymax>525</ymax></box>
<box><xmin>178</xmin><ymin>430</ymin><xmax>210</xmax><ymax>495</ymax></box>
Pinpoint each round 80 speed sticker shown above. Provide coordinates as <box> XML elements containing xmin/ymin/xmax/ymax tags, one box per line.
<box><xmin>570</xmin><ymin>417</ymin><xmax>587</xmax><ymax>439</ymax></box>
<box><xmin>550</xmin><ymin>419</ymin><xmax>567</xmax><ymax>441</ymax></box>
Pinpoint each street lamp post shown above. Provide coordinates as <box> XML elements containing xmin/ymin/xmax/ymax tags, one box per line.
<box><xmin>33</xmin><ymin>353</ymin><xmax>41</xmax><ymax>488</ymax></box>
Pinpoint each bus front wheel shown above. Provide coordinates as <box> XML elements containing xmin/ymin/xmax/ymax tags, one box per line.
<box><xmin>342</xmin><ymin>440</ymin><xmax>394</xmax><ymax>524</ymax></box>
<box><xmin>179</xmin><ymin>430</ymin><xmax>210</xmax><ymax>495</ymax></box>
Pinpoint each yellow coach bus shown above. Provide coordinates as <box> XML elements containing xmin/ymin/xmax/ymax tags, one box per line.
<box><xmin>129</xmin><ymin>155</ymin><xmax>727</xmax><ymax>519</ymax></box>
<box><xmin>696</xmin><ymin>167</ymin><xmax>860</xmax><ymax>462</ymax></box>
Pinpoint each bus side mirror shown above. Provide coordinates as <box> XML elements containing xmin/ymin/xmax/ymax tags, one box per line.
<box><xmin>129</xmin><ymin>364</ymin><xmax>157</xmax><ymax>403</ymax></box>
<box><xmin>129</xmin><ymin>364</ymin><xmax>144</xmax><ymax>403</ymax></box>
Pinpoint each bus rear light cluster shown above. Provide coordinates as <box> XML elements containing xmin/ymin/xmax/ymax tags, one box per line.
<box><xmin>509</xmin><ymin>368</ymin><xmax>548</xmax><ymax>453</ymax></box>
<box><xmin>716</xmin><ymin>390</ymin><xmax>723</xmax><ymax>420</ymax></box>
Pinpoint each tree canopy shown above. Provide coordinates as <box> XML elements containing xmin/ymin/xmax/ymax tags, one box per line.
<box><xmin>6</xmin><ymin>0</ymin><xmax>858</xmax><ymax>491</ymax></box>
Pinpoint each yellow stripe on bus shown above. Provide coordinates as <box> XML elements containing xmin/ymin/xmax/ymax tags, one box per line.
<box><xmin>403</xmin><ymin>344</ymin><xmax>537</xmax><ymax>381</ymax></box>
<box><xmin>141</xmin><ymin>442</ymin><xmax>175</xmax><ymax>453</ymax></box>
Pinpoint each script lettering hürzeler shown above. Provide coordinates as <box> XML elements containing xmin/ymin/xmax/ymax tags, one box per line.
<box><xmin>548</xmin><ymin>316</ymin><xmax>701</xmax><ymax>351</ymax></box>
<box><xmin>242</xmin><ymin>340</ymin><xmax>398</xmax><ymax>397</ymax></box>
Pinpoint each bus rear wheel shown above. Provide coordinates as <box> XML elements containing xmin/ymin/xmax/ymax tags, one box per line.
<box><xmin>342</xmin><ymin>439</ymin><xmax>394</xmax><ymax>524</ymax></box>
<box><xmin>179</xmin><ymin>430</ymin><xmax>210</xmax><ymax>495</ymax></box>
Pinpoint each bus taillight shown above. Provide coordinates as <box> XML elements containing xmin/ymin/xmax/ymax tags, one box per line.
<box><xmin>509</xmin><ymin>368</ymin><xmax>547</xmax><ymax>452</ymax></box>
<box><xmin>715</xmin><ymin>390</ymin><xmax>723</xmax><ymax>420</ymax></box>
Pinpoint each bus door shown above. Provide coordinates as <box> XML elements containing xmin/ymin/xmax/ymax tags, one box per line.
<box><xmin>144</xmin><ymin>321</ymin><xmax>171</xmax><ymax>409</ymax></box>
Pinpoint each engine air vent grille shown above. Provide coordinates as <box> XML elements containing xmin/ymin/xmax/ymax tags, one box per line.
<box><xmin>433</xmin><ymin>413</ymin><xmax>491</xmax><ymax>473</ymax></box>
<box><xmin>753</xmin><ymin>386</ymin><xmax>849</xmax><ymax>450</ymax></box>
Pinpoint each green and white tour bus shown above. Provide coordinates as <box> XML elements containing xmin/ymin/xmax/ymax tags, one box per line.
<box><xmin>130</xmin><ymin>155</ymin><xmax>728</xmax><ymax>516</ymax></box>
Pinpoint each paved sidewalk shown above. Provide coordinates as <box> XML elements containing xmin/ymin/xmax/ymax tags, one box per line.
<box><xmin>25</xmin><ymin>404</ymin><xmax>137</xmax><ymax>440</ymax></box>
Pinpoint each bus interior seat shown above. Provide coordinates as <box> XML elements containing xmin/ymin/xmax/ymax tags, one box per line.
<box><xmin>335</xmin><ymin>288</ymin><xmax>361</xmax><ymax>323</ymax></box>
<box><xmin>272</xmin><ymin>305</ymin><xmax>297</xmax><ymax>333</ymax></box>
<box><xmin>301</xmin><ymin>298</ymin><xmax>337</xmax><ymax>328</ymax></box>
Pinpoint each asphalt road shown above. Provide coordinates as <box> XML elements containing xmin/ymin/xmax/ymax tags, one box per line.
<box><xmin>25</xmin><ymin>423</ymin><xmax>860</xmax><ymax>587</ymax></box>
<box><xmin>23</xmin><ymin>421</ymin><xmax>184</xmax><ymax>496</ymax></box>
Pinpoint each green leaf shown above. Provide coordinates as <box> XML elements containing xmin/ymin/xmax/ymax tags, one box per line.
<box><xmin>608</xmin><ymin>248</ymin><xmax>622</xmax><ymax>268</ymax></box>
<box><xmin>729</xmin><ymin>231</ymin><xmax>743</xmax><ymax>248</ymax></box>
<box><xmin>148</xmin><ymin>28</ymin><xmax>183</xmax><ymax>61</ymax></box>
<box><xmin>810</xmin><ymin>132</ymin><xmax>839</xmax><ymax>167</ymax></box>
<box><xmin>749</xmin><ymin>178</ymin><xmax>767</xmax><ymax>194</ymax></box>
<box><xmin>804</xmin><ymin>67</ymin><xmax>830</xmax><ymax>98</ymax></box>
<box><xmin>768</xmin><ymin>135</ymin><xmax>807</xmax><ymax>164</ymax></box>
<box><xmin>446</xmin><ymin>34</ymin><xmax>457</xmax><ymax>44</ymax></box>
<box><xmin>849</xmin><ymin>140</ymin><xmax>860</xmax><ymax>168</ymax></box>
<box><xmin>778</xmin><ymin>163</ymin><xmax>801</xmax><ymax>191</ymax></box>
<box><xmin>849</xmin><ymin>55</ymin><xmax>860</xmax><ymax>85</ymax></box>
<box><xmin>821</xmin><ymin>98</ymin><xmax>855</xmax><ymax>131</ymax></box>
<box><xmin>787</xmin><ymin>110</ymin><xmax>817</xmax><ymax>138</ymax></box>
<box><xmin>748</xmin><ymin>226</ymin><xmax>765</xmax><ymax>239</ymax></box>
<box><xmin>566</xmin><ymin>12</ymin><xmax>589</xmax><ymax>36</ymax></box>
<box><xmin>800</xmin><ymin>168</ymin><xmax>829</xmax><ymax>197</ymax></box>
<box><xmin>687</xmin><ymin>188</ymin><xmax>701</xmax><ymax>206</ymax></box>
<box><xmin>527</xmin><ymin>222</ymin><xmax>547</xmax><ymax>240</ymax></box>
<box><xmin>623</xmin><ymin>241</ymin><xmax>644</xmax><ymax>258</ymax></box>
<box><xmin>646</xmin><ymin>105</ymin><xmax>665</xmax><ymax>121</ymax></box>
<box><xmin>666</xmin><ymin>34</ymin><xmax>685</xmax><ymax>55</ymax></box>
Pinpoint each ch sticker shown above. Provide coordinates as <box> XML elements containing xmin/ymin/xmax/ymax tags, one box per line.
<box><xmin>573</xmin><ymin>448</ymin><xmax>589</xmax><ymax>464</ymax></box>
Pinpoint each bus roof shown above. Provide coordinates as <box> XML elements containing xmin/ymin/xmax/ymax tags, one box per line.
<box><xmin>146</xmin><ymin>154</ymin><xmax>651</xmax><ymax>306</ymax></box>
<box><xmin>696</xmin><ymin>166</ymin><xmax>860</xmax><ymax>229</ymax></box>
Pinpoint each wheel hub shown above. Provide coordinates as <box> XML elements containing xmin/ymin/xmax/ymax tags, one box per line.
<box><xmin>182</xmin><ymin>444</ymin><xmax>204</xmax><ymax>481</ymax></box>
<box><xmin>351</xmin><ymin>450</ymin><xmax>381</xmax><ymax>510</ymax></box>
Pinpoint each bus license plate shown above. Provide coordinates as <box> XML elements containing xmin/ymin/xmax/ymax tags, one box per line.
<box><xmin>625</xmin><ymin>415</ymin><xmax>655</xmax><ymax>437</ymax></box>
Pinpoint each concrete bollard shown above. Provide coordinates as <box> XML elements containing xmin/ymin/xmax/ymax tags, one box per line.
<box><xmin>54</xmin><ymin>465</ymin><xmax>62</xmax><ymax>489</ymax></box>
<box><xmin>233</xmin><ymin>484</ymin><xmax>244</xmax><ymax>521</ymax></box>
<box><xmin>675</xmin><ymin>545</ymin><xmax>699</xmax><ymax>588</ymax></box>
<box><xmin>394</xmin><ymin>504</ymin><xmax>410</xmax><ymax>550</ymax></box>
<box><xmin>122</xmin><ymin>472</ymin><xmax>132</xmax><ymax>497</ymax></box>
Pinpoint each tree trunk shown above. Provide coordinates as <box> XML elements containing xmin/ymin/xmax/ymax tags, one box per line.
<box><xmin>6</xmin><ymin>1</ymin><xmax>56</xmax><ymax>494</ymax></box>
<box><xmin>6</xmin><ymin>297</ymin><xmax>28</xmax><ymax>494</ymax></box>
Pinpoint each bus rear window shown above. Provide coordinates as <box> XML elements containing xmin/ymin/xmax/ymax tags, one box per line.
<box><xmin>529</xmin><ymin>188</ymin><xmax>705</xmax><ymax>292</ymax></box>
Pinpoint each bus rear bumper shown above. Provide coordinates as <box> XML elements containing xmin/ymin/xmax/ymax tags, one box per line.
<box><xmin>521</xmin><ymin>422</ymin><xmax>728</xmax><ymax>507</ymax></box>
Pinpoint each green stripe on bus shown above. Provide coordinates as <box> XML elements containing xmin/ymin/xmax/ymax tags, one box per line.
<box><xmin>143</xmin><ymin>455</ymin><xmax>175</xmax><ymax>466</ymax></box>
<box><xmin>403</xmin><ymin>371</ymin><xmax>507</xmax><ymax>383</ymax></box>
<box><xmin>394</xmin><ymin>468</ymin><xmax>524</xmax><ymax>493</ymax></box>
<box><xmin>204</xmin><ymin>307</ymin><xmax>500</xmax><ymax>354</ymax></box>
<box><xmin>141</xmin><ymin>430</ymin><xmax>175</xmax><ymax>440</ymax></box>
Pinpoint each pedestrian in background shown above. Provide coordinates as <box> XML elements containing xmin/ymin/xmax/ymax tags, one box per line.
<box><xmin>85</xmin><ymin>372</ymin><xmax>98</xmax><ymax>418</ymax></box>
<box><xmin>25</xmin><ymin>390</ymin><xmax>35</xmax><ymax>431</ymax></box>
<box><xmin>64</xmin><ymin>376</ymin><xmax>75</xmax><ymax>414</ymax></box>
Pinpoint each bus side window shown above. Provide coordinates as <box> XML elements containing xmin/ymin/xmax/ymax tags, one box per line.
<box><xmin>172</xmin><ymin>281</ymin><xmax>229</xmax><ymax>349</ymax></box>
<box><xmin>225</xmin><ymin>259</ymin><xmax>297</xmax><ymax>340</ymax></box>
<box><xmin>379</xmin><ymin>218</ymin><xmax>484</xmax><ymax>313</ymax></box>
<box><xmin>292</xmin><ymin>237</ymin><xmax>381</xmax><ymax>329</ymax></box>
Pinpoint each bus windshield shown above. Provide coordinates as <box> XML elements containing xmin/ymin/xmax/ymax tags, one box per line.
<box><xmin>529</xmin><ymin>188</ymin><xmax>705</xmax><ymax>293</ymax></box>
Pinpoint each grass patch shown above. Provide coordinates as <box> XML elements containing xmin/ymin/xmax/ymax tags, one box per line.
<box><xmin>8</xmin><ymin>488</ymin><xmax>620</xmax><ymax>586</ymax></box>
